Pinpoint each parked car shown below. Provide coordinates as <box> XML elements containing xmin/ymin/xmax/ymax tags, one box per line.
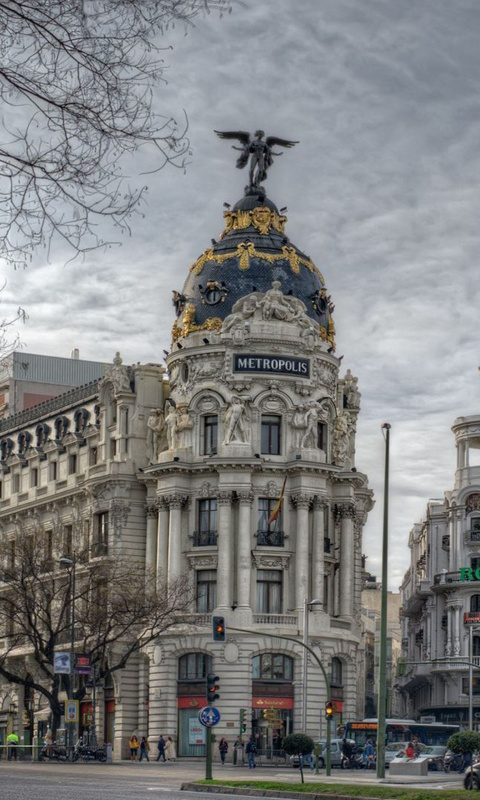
<box><xmin>463</xmin><ymin>756</ymin><xmax>480</xmax><ymax>789</ymax></box>
<box><xmin>422</xmin><ymin>745</ymin><xmax>446</xmax><ymax>771</ymax></box>
<box><xmin>290</xmin><ymin>738</ymin><xmax>344</xmax><ymax>769</ymax></box>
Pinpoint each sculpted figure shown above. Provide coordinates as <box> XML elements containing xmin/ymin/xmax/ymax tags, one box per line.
<box><xmin>176</xmin><ymin>405</ymin><xmax>194</xmax><ymax>448</ymax></box>
<box><xmin>214</xmin><ymin>129</ymin><xmax>299</xmax><ymax>187</ymax></box>
<box><xmin>332</xmin><ymin>412</ymin><xmax>351</xmax><ymax>465</ymax></box>
<box><xmin>223</xmin><ymin>396</ymin><xmax>249</xmax><ymax>445</ymax></box>
<box><xmin>105</xmin><ymin>352</ymin><xmax>131</xmax><ymax>393</ymax></box>
<box><xmin>222</xmin><ymin>294</ymin><xmax>259</xmax><ymax>333</ymax></box>
<box><xmin>259</xmin><ymin>281</ymin><xmax>292</xmax><ymax>321</ymax></box>
<box><xmin>344</xmin><ymin>369</ymin><xmax>361</xmax><ymax>408</ymax></box>
<box><xmin>146</xmin><ymin>409</ymin><xmax>165</xmax><ymax>463</ymax></box>
<box><xmin>300</xmin><ymin>401</ymin><xmax>320</xmax><ymax>449</ymax></box>
<box><xmin>165</xmin><ymin>404</ymin><xmax>179</xmax><ymax>450</ymax></box>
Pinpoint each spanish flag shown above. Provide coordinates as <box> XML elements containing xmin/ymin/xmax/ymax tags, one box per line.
<box><xmin>267</xmin><ymin>477</ymin><xmax>287</xmax><ymax>526</ymax></box>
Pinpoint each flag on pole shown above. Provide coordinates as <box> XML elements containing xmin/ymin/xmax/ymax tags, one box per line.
<box><xmin>267</xmin><ymin>477</ymin><xmax>287</xmax><ymax>526</ymax></box>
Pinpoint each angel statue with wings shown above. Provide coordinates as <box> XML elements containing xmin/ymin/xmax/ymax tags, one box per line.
<box><xmin>214</xmin><ymin>129</ymin><xmax>298</xmax><ymax>187</ymax></box>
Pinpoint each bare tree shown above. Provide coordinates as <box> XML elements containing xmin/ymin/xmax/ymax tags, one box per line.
<box><xmin>0</xmin><ymin>0</ymin><xmax>233</xmax><ymax>267</ymax></box>
<box><xmin>0</xmin><ymin>535</ymin><xmax>194</xmax><ymax>733</ymax></box>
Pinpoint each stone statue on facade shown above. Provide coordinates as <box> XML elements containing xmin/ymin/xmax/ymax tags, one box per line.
<box><xmin>176</xmin><ymin>404</ymin><xmax>194</xmax><ymax>448</ymax></box>
<box><xmin>332</xmin><ymin>411</ymin><xmax>352</xmax><ymax>465</ymax></box>
<box><xmin>343</xmin><ymin>369</ymin><xmax>361</xmax><ymax>409</ymax></box>
<box><xmin>223</xmin><ymin>396</ymin><xmax>250</xmax><ymax>445</ymax></box>
<box><xmin>146</xmin><ymin>408</ymin><xmax>166</xmax><ymax>463</ymax></box>
<box><xmin>165</xmin><ymin>403</ymin><xmax>179</xmax><ymax>450</ymax></box>
<box><xmin>103</xmin><ymin>352</ymin><xmax>131</xmax><ymax>393</ymax></box>
<box><xmin>222</xmin><ymin>282</ymin><xmax>313</xmax><ymax>335</ymax></box>
<box><xmin>214</xmin><ymin>130</ymin><xmax>298</xmax><ymax>187</ymax></box>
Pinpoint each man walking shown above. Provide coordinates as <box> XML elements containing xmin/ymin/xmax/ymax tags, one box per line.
<box><xmin>6</xmin><ymin>731</ymin><xmax>19</xmax><ymax>761</ymax></box>
<box><xmin>156</xmin><ymin>735</ymin><xmax>166</xmax><ymax>762</ymax></box>
<box><xmin>245</xmin><ymin>736</ymin><xmax>256</xmax><ymax>769</ymax></box>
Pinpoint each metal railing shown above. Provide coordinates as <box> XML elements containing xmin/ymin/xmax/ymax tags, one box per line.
<box><xmin>433</xmin><ymin>570</ymin><xmax>462</xmax><ymax>584</ymax></box>
<box><xmin>256</xmin><ymin>530</ymin><xmax>284</xmax><ymax>547</ymax></box>
<box><xmin>192</xmin><ymin>530</ymin><xmax>217</xmax><ymax>547</ymax></box>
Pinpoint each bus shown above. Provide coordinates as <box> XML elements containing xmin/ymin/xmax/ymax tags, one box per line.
<box><xmin>343</xmin><ymin>719</ymin><xmax>459</xmax><ymax>749</ymax></box>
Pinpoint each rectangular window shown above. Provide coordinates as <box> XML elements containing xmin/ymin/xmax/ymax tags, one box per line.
<box><xmin>12</xmin><ymin>473</ymin><xmax>20</xmax><ymax>494</ymax></box>
<box><xmin>30</xmin><ymin>468</ymin><xmax>39</xmax><ymax>488</ymax></box>
<box><xmin>62</xmin><ymin>525</ymin><xmax>73</xmax><ymax>559</ymax></box>
<box><xmin>50</xmin><ymin>462</ymin><xmax>58</xmax><ymax>481</ymax></box>
<box><xmin>261</xmin><ymin>415</ymin><xmax>281</xmax><ymax>455</ymax></box>
<box><xmin>198</xmin><ymin>498</ymin><xmax>217</xmax><ymax>532</ymax></box>
<box><xmin>317</xmin><ymin>422</ymin><xmax>326</xmax><ymax>451</ymax></box>
<box><xmin>93</xmin><ymin>512</ymin><xmax>108</xmax><ymax>556</ymax></box>
<box><xmin>44</xmin><ymin>530</ymin><xmax>53</xmax><ymax>571</ymax></box>
<box><xmin>89</xmin><ymin>447</ymin><xmax>98</xmax><ymax>466</ymax></box>
<box><xmin>257</xmin><ymin>498</ymin><xmax>283</xmax><ymax>546</ymax></box>
<box><xmin>256</xmin><ymin>569</ymin><xmax>282</xmax><ymax>614</ymax></box>
<box><xmin>196</xmin><ymin>569</ymin><xmax>217</xmax><ymax>613</ymax></box>
<box><xmin>203</xmin><ymin>415</ymin><xmax>218</xmax><ymax>455</ymax></box>
<box><xmin>68</xmin><ymin>454</ymin><xmax>77</xmax><ymax>474</ymax></box>
<box><xmin>111</xmin><ymin>438</ymin><xmax>117</xmax><ymax>458</ymax></box>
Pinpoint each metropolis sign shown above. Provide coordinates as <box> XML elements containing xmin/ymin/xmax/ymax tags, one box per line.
<box><xmin>233</xmin><ymin>354</ymin><xmax>310</xmax><ymax>378</ymax></box>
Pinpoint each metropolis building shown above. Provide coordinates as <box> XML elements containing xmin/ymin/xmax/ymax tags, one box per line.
<box><xmin>0</xmin><ymin>149</ymin><xmax>373</xmax><ymax>756</ymax></box>
<box><xmin>398</xmin><ymin>391</ymin><xmax>480</xmax><ymax>727</ymax></box>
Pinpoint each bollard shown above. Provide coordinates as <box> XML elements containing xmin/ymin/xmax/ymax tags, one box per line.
<box><xmin>106</xmin><ymin>743</ymin><xmax>113</xmax><ymax>763</ymax></box>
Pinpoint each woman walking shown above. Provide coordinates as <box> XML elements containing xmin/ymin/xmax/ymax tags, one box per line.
<box><xmin>165</xmin><ymin>736</ymin><xmax>176</xmax><ymax>761</ymax></box>
<box><xmin>129</xmin><ymin>735</ymin><xmax>139</xmax><ymax>762</ymax></box>
<box><xmin>219</xmin><ymin>738</ymin><xmax>229</xmax><ymax>764</ymax></box>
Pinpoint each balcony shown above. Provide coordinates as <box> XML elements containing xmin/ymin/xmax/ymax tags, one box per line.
<box><xmin>253</xmin><ymin>614</ymin><xmax>297</xmax><ymax>626</ymax></box>
<box><xmin>192</xmin><ymin>530</ymin><xmax>217</xmax><ymax>547</ymax></box>
<box><xmin>402</xmin><ymin>580</ymin><xmax>433</xmax><ymax>615</ymax></box>
<box><xmin>431</xmin><ymin>655</ymin><xmax>480</xmax><ymax>672</ymax></box>
<box><xmin>465</xmin><ymin>529</ymin><xmax>480</xmax><ymax>545</ymax></box>
<box><xmin>256</xmin><ymin>530</ymin><xmax>284</xmax><ymax>547</ymax></box>
<box><xmin>433</xmin><ymin>570</ymin><xmax>464</xmax><ymax>589</ymax></box>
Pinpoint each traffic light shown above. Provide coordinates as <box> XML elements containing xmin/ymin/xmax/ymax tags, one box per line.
<box><xmin>212</xmin><ymin>615</ymin><xmax>226</xmax><ymax>642</ymax></box>
<box><xmin>240</xmin><ymin>708</ymin><xmax>247</xmax><ymax>734</ymax></box>
<box><xmin>206</xmin><ymin>672</ymin><xmax>220</xmax><ymax>704</ymax></box>
<box><xmin>325</xmin><ymin>700</ymin><xmax>334</xmax><ymax>720</ymax></box>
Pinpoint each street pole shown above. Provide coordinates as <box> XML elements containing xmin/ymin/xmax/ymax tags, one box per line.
<box><xmin>205</xmin><ymin>726</ymin><xmax>212</xmax><ymax>780</ymax></box>
<box><xmin>302</xmin><ymin>597</ymin><xmax>308</xmax><ymax>733</ymax></box>
<box><xmin>376</xmin><ymin>423</ymin><xmax>390</xmax><ymax>779</ymax></box>
<box><xmin>70</xmin><ymin>557</ymin><xmax>76</xmax><ymax>754</ymax></box>
<box><xmin>470</xmin><ymin>625</ymin><xmax>473</xmax><ymax>730</ymax></box>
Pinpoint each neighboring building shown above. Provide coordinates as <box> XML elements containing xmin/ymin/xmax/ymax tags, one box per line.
<box><xmin>0</xmin><ymin>350</ymin><xmax>107</xmax><ymax>418</ymax></box>
<box><xmin>0</xmin><ymin>180</ymin><xmax>374</xmax><ymax>756</ymax></box>
<box><xmin>397</xmin><ymin>393</ymin><xmax>480</xmax><ymax>727</ymax></box>
<box><xmin>361</xmin><ymin>577</ymin><xmax>402</xmax><ymax>718</ymax></box>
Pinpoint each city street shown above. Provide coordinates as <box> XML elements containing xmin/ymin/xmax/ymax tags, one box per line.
<box><xmin>0</xmin><ymin>759</ymin><xmax>465</xmax><ymax>800</ymax></box>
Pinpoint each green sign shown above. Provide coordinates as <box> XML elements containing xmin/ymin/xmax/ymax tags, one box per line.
<box><xmin>460</xmin><ymin>567</ymin><xmax>480</xmax><ymax>581</ymax></box>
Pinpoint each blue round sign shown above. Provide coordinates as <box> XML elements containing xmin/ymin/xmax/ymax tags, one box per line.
<box><xmin>198</xmin><ymin>706</ymin><xmax>221</xmax><ymax>727</ymax></box>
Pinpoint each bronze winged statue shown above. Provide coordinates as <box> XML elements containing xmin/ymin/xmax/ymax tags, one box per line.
<box><xmin>214</xmin><ymin>129</ymin><xmax>299</xmax><ymax>187</ymax></box>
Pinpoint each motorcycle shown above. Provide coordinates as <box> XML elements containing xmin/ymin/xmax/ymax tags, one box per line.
<box><xmin>444</xmin><ymin>749</ymin><xmax>467</xmax><ymax>773</ymax></box>
<box><xmin>39</xmin><ymin>741</ymin><xmax>69</xmax><ymax>762</ymax></box>
<box><xmin>72</xmin><ymin>744</ymin><xmax>107</xmax><ymax>763</ymax></box>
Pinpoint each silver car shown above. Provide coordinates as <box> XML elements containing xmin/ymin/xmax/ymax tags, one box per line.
<box><xmin>290</xmin><ymin>738</ymin><xmax>344</xmax><ymax>769</ymax></box>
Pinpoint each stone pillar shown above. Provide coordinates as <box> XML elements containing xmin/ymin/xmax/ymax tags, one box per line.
<box><xmin>167</xmin><ymin>495</ymin><xmax>184</xmax><ymax>588</ymax></box>
<box><xmin>312</xmin><ymin>498</ymin><xmax>325</xmax><ymax>607</ymax></box>
<box><xmin>446</xmin><ymin>605</ymin><xmax>452</xmax><ymax>656</ymax></box>
<box><xmin>216</xmin><ymin>492</ymin><xmax>233</xmax><ymax>610</ymax></box>
<box><xmin>294</xmin><ymin>495</ymin><xmax>311</xmax><ymax>610</ymax></box>
<box><xmin>338</xmin><ymin>504</ymin><xmax>355</xmax><ymax>618</ymax></box>
<box><xmin>156</xmin><ymin>499</ymin><xmax>169</xmax><ymax>586</ymax></box>
<box><xmin>237</xmin><ymin>492</ymin><xmax>253</xmax><ymax>609</ymax></box>
<box><xmin>453</xmin><ymin>603</ymin><xmax>461</xmax><ymax>656</ymax></box>
<box><xmin>145</xmin><ymin>506</ymin><xmax>157</xmax><ymax>572</ymax></box>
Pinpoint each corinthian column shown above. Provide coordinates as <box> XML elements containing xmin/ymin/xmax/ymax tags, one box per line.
<box><xmin>237</xmin><ymin>492</ymin><xmax>253</xmax><ymax>609</ymax></box>
<box><xmin>216</xmin><ymin>492</ymin><xmax>233</xmax><ymax>610</ymax></box>
<box><xmin>156</xmin><ymin>499</ymin><xmax>169</xmax><ymax>588</ymax></box>
<box><xmin>145</xmin><ymin>505</ymin><xmax>158</xmax><ymax>571</ymax></box>
<box><xmin>338</xmin><ymin>504</ymin><xmax>355</xmax><ymax>618</ymax></box>
<box><xmin>294</xmin><ymin>495</ymin><xmax>311</xmax><ymax>610</ymax></box>
<box><xmin>167</xmin><ymin>495</ymin><xmax>185</xmax><ymax>588</ymax></box>
<box><xmin>312</xmin><ymin>497</ymin><xmax>326</xmax><ymax>607</ymax></box>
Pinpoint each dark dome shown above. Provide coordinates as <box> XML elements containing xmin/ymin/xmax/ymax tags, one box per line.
<box><xmin>173</xmin><ymin>188</ymin><xmax>334</xmax><ymax>342</ymax></box>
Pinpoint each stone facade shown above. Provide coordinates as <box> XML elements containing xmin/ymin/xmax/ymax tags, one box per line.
<box><xmin>398</xmin><ymin>398</ymin><xmax>480</xmax><ymax>727</ymax></box>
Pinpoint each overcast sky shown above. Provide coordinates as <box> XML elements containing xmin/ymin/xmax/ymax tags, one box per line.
<box><xmin>3</xmin><ymin>0</ymin><xmax>480</xmax><ymax>590</ymax></box>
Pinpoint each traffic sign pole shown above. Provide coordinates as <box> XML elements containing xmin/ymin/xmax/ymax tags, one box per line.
<box><xmin>206</xmin><ymin>726</ymin><xmax>212</xmax><ymax>780</ymax></box>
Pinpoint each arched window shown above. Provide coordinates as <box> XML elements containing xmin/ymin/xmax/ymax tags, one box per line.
<box><xmin>178</xmin><ymin>653</ymin><xmax>212</xmax><ymax>681</ymax></box>
<box><xmin>331</xmin><ymin>657</ymin><xmax>343</xmax><ymax>686</ymax></box>
<box><xmin>261</xmin><ymin>415</ymin><xmax>281</xmax><ymax>455</ymax></box>
<box><xmin>252</xmin><ymin>653</ymin><xmax>293</xmax><ymax>681</ymax></box>
<box><xmin>471</xmin><ymin>595</ymin><xmax>480</xmax><ymax>612</ymax></box>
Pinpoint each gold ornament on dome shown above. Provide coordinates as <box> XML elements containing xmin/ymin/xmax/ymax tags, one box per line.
<box><xmin>171</xmin><ymin>302</ymin><xmax>222</xmax><ymax>344</ymax></box>
<box><xmin>190</xmin><ymin>240</ymin><xmax>324</xmax><ymax>282</ymax></box>
<box><xmin>221</xmin><ymin>206</ymin><xmax>287</xmax><ymax>238</ymax></box>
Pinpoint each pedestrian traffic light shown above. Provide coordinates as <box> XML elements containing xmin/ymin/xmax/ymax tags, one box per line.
<box><xmin>206</xmin><ymin>672</ymin><xmax>220</xmax><ymax>704</ymax></box>
<box><xmin>212</xmin><ymin>615</ymin><xmax>226</xmax><ymax>642</ymax></box>
<box><xmin>240</xmin><ymin>708</ymin><xmax>247</xmax><ymax>734</ymax></box>
<box><xmin>325</xmin><ymin>700</ymin><xmax>334</xmax><ymax>720</ymax></box>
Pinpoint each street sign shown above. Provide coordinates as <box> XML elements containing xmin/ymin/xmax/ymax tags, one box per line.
<box><xmin>65</xmin><ymin>699</ymin><xmax>79</xmax><ymax>723</ymax></box>
<box><xmin>54</xmin><ymin>652</ymin><xmax>71</xmax><ymax>674</ymax></box>
<box><xmin>198</xmin><ymin>706</ymin><xmax>221</xmax><ymax>727</ymax></box>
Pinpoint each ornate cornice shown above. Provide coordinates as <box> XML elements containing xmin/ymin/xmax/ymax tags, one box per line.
<box><xmin>236</xmin><ymin>491</ymin><xmax>254</xmax><ymax>506</ymax></box>
<box><xmin>290</xmin><ymin>493</ymin><xmax>313</xmax><ymax>510</ymax></box>
<box><xmin>217</xmin><ymin>491</ymin><xmax>233</xmax><ymax>506</ymax></box>
<box><xmin>186</xmin><ymin>553</ymin><xmax>218</xmax><ymax>570</ymax></box>
<box><xmin>251</xmin><ymin>554</ymin><xmax>290</xmax><ymax>570</ymax></box>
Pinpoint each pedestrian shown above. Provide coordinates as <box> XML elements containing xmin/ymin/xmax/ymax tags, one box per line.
<box><xmin>363</xmin><ymin>739</ymin><xmax>375</xmax><ymax>769</ymax></box>
<box><xmin>139</xmin><ymin>736</ymin><xmax>150</xmax><ymax>762</ymax></box>
<box><xmin>129</xmin><ymin>734</ymin><xmax>139</xmax><ymax>762</ymax></box>
<box><xmin>165</xmin><ymin>736</ymin><xmax>176</xmax><ymax>761</ymax></box>
<box><xmin>245</xmin><ymin>735</ymin><xmax>256</xmax><ymax>769</ymax></box>
<box><xmin>156</xmin><ymin>735</ymin><xmax>166</xmax><ymax>762</ymax></box>
<box><xmin>219</xmin><ymin>737</ymin><xmax>229</xmax><ymax>764</ymax></box>
<box><xmin>6</xmin><ymin>731</ymin><xmax>19</xmax><ymax>761</ymax></box>
<box><xmin>405</xmin><ymin>742</ymin><xmax>415</xmax><ymax>759</ymax></box>
<box><xmin>411</xmin><ymin>736</ymin><xmax>421</xmax><ymax>758</ymax></box>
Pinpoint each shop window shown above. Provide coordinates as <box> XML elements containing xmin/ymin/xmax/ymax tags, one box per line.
<box><xmin>256</xmin><ymin>569</ymin><xmax>282</xmax><ymax>614</ymax></box>
<box><xmin>178</xmin><ymin>653</ymin><xmax>212</xmax><ymax>681</ymax></box>
<box><xmin>202</xmin><ymin>415</ymin><xmax>218</xmax><ymax>455</ymax></box>
<box><xmin>252</xmin><ymin>653</ymin><xmax>293</xmax><ymax>681</ymax></box>
<box><xmin>196</xmin><ymin>570</ymin><xmax>216</xmax><ymax>613</ymax></box>
<box><xmin>261</xmin><ymin>415</ymin><xmax>281</xmax><ymax>455</ymax></box>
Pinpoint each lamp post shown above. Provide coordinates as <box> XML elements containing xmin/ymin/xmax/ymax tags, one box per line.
<box><xmin>302</xmin><ymin>598</ymin><xmax>322</xmax><ymax>734</ymax></box>
<box><xmin>59</xmin><ymin>555</ymin><xmax>76</xmax><ymax>753</ymax></box>
<box><xmin>376</xmin><ymin>423</ymin><xmax>391</xmax><ymax>779</ymax></box>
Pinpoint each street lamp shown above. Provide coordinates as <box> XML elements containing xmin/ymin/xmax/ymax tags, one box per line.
<box><xmin>59</xmin><ymin>555</ymin><xmax>76</xmax><ymax>752</ymax></box>
<box><xmin>302</xmin><ymin>598</ymin><xmax>322</xmax><ymax>734</ymax></box>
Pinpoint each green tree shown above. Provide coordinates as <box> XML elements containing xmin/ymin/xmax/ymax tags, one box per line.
<box><xmin>447</xmin><ymin>730</ymin><xmax>480</xmax><ymax>754</ymax></box>
<box><xmin>282</xmin><ymin>733</ymin><xmax>315</xmax><ymax>784</ymax></box>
